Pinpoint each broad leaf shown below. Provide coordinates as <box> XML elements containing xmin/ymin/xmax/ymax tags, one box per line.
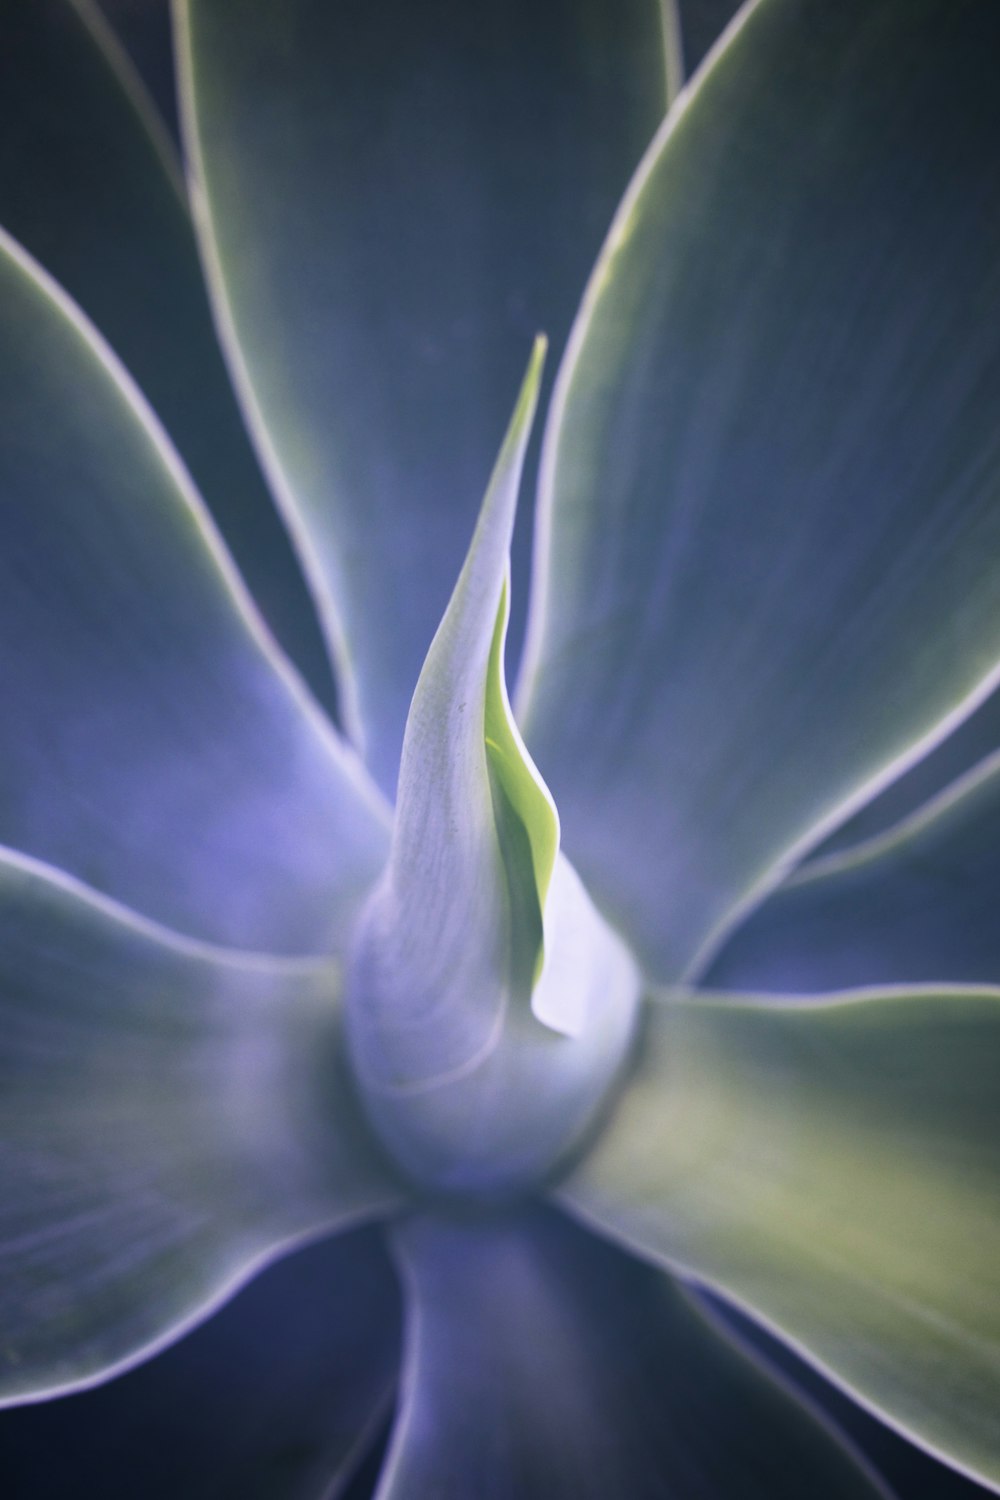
<box><xmin>0</xmin><ymin>228</ymin><xmax>387</xmax><ymax>952</ymax></box>
<box><xmin>562</xmin><ymin>987</ymin><xmax>1000</xmax><ymax>1492</ymax></box>
<box><xmin>0</xmin><ymin>1226</ymin><xmax>400</xmax><ymax>1500</ymax></box>
<box><xmin>0</xmin><ymin>0</ymin><xmax>330</xmax><ymax>703</ymax></box>
<box><xmin>517</xmin><ymin>0</ymin><xmax>1000</xmax><ymax>984</ymax></box>
<box><xmin>0</xmin><ymin>850</ymin><xmax>402</xmax><ymax>1405</ymax></box>
<box><xmin>177</xmin><ymin>0</ymin><xmax>670</xmax><ymax>792</ymax></box>
<box><xmin>710</xmin><ymin>750</ymin><xmax>1000</xmax><ymax>992</ymax></box>
<box><xmin>379</xmin><ymin>1205</ymin><xmax>888</xmax><ymax>1499</ymax></box>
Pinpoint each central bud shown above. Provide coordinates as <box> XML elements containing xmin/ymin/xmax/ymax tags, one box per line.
<box><xmin>345</xmin><ymin>341</ymin><xmax>640</xmax><ymax>1195</ymax></box>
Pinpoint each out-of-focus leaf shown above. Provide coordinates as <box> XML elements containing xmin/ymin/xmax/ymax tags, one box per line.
<box><xmin>709</xmin><ymin>750</ymin><xmax>1000</xmax><ymax>992</ymax></box>
<box><xmin>518</xmin><ymin>0</ymin><xmax>1000</xmax><ymax>985</ymax></box>
<box><xmin>0</xmin><ymin>1226</ymin><xmax>401</xmax><ymax>1500</ymax></box>
<box><xmin>176</xmin><ymin>0</ymin><xmax>669</xmax><ymax>793</ymax></box>
<box><xmin>0</xmin><ymin>0</ymin><xmax>331</xmax><ymax>706</ymax></box>
<box><xmin>0</xmin><ymin>228</ymin><xmax>388</xmax><ymax>953</ymax></box>
<box><xmin>92</xmin><ymin>0</ymin><xmax>180</xmax><ymax>141</ymax></box>
<box><xmin>702</xmin><ymin>1291</ymin><xmax>1000</xmax><ymax>1500</ymax></box>
<box><xmin>807</xmin><ymin>687</ymin><xmax>1000</xmax><ymax>864</ymax></box>
<box><xmin>378</xmin><ymin>1205</ymin><xmax>888</xmax><ymax>1499</ymax></box>
<box><xmin>0</xmin><ymin>851</ymin><xmax>403</xmax><ymax>1407</ymax></box>
<box><xmin>562</xmin><ymin>987</ymin><xmax>1000</xmax><ymax>1492</ymax></box>
<box><xmin>676</xmin><ymin>0</ymin><xmax>746</xmax><ymax>76</ymax></box>
<box><xmin>347</xmin><ymin>346</ymin><xmax>638</xmax><ymax>1192</ymax></box>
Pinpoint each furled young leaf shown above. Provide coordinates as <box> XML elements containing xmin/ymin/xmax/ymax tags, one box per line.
<box><xmin>347</xmin><ymin>344</ymin><xmax>638</xmax><ymax>1192</ymax></box>
<box><xmin>176</xmin><ymin>0</ymin><xmax>670</xmax><ymax>791</ymax></box>
<box><xmin>0</xmin><ymin>0</ymin><xmax>330</xmax><ymax>702</ymax></box>
<box><xmin>0</xmin><ymin>226</ymin><xmax>387</xmax><ymax>953</ymax></box>
<box><xmin>561</xmin><ymin>986</ymin><xmax>1000</xmax><ymax>1492</ymax></box>
<box><xmin>380</xmin><ymin>1205</ymin><xmax>888</xmax><ymax>1499</ymax></box>
<box><xmin>710</xmin><ymin>749</ymin><xmax>1000</xmax><ymax>992</ymax></box>
<box><xmin>518</xmin><ymin>0</ymin><xmax>1000</xmax><ymax>986</ymax></box>
<box><xmin>349</xmin><ymin>341</ymin><xmax>549</xmax><ymax>1093</ymax></box>
<box><xmin>0</xmin><ymin>850</ymin><xmax>402</xmax><ymax>1405</ymax></box>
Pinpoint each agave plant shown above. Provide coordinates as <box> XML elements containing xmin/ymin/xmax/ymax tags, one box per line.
<box><xmin>1</xmin><ymin>0</ymin><xmax>999</xmax><ymax>1495</ymax></box>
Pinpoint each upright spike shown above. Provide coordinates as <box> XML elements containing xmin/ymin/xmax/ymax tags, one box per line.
<box><xmin>346</xmin><ymin>341</ymin><xmax>639</xmax><ymax>1194</ymax></box>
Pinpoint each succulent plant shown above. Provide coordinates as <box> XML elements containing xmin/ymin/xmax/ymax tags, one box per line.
<box><xmin>1</xmin><ymin>0</ymin><xmax>999</xmax><ymax>1495</ymax></box>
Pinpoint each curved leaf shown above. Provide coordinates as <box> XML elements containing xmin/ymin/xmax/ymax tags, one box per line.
<box><xmin>379</xmin><ymin>1205</ymin><xmax>888</xmax><ymax>1499</ymax></box>
<box><xmin>518</xmin><ymin>0</ymin><xmax>1000</xmax><ymax>984</ymax></box>
<box><xmin>710</xmin><ymin>749</ymin><xmax>1000</xmax><ymax>992</ymax></box>
<box><xmin>808</xmin><ymin>686</ymin><xmax>1000</xmax><ymax>865</ymax></box>
<box><xmin>700</xmin><ymin>1290</ymin><xmax>1000</xmax><ymax>1500</ymax></box>
<box><xmin>349</xmin><ymin>342</ymin><xmax>548</xmax><ymax>1097</ymax></box>
<box><xmin>676</xmin><ymin>0</ymin><xmax>746</xmax><ymax>77</ymax></box>
<box><xmin>0</xmin><ymin>1226</ymin><xmax>400</xmax><ymax>1500</ymax></box>
<box><xmin>0</xmin><ymin>850</ymin><xmax>403</xmax><ymax>1406</ymax></box>
<box><xmin>0</xmin><ymin>227</ymin><xmax>387</xmax><ymax>953</ymax></box>
<box><xmin>562</xmin><ymin>986</ymin><xmax>1000</xmax><ymax>1492</ymax></box>
<box><xmin>177</xmin><ymin>0</ymin><xmax>669</xmax><ymax>792</ymax></box>
<box><xmin>89</xmin><ymin>0</ymin><xmax>180</xmax><ymax>140</ymax></box>
<box><xmin>0</xmin><ymin>0</ymin><xmax>331</xmax><ymax>704</ymax></box>
<box><xmin>347</xmin><ymin>346</ymin><xmax>638</xmax><ymax>1192</ymax></box>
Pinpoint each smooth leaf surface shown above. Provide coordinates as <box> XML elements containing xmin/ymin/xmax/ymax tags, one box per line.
<box><xmin>703</xmin><ymin>1291</ymin><xmax>1000</xmax><ymax>1500</ymax></box>
<box><xmin>0</xmin><ymin>850</ymin><xmax>402</xmax><ymax>1406</ymax></box>
<box><xmin>0</xmin><ymin>0</ymin><xmax>331</xmax><ymax>703</ymax></box>
<box><xmin>0</xmin><ymin>1227</ymin><xmax>400</xmax><ymax>1500</ymax></box>
<box><xmin>562</xmin><ymin>987</ymin><xmax>1000</xmax><ymax>1491</ymax></box>
<box><xmin>379</xmin><ymin>1205</ymin><xmax>888</xmax><ymax>1499</ymax></box>
<box><xmin>518</xmin><ymin>0</ymin><xmax>1000</xmax><ymax>984</ymax></box>
<box><xmin>485</xmin><ymin>575</ymin><xmax>560</xmax><ymax>990</ymax></box>
<box><xmin>0</xmin><ymin>227</ymin><xmax>387</xmax><ymax>953</ymax></box>
<box><xmin>807</xmin><ymin>686</ymin><xmax>1000</xmax><ymax>865</ymax></box>
<box><xmin>347</xmin><ymin>349</ymin><xmax>638</xmax><ymax>1192</ymax></box>
<box><xmin>710</xmin><ymin>750</ymin><xmax>1000</xmax><ymax>992</ymax></box>
<box><xmin>92</xmin><ymin>0</ymin><xmax>180</xmax><ymax>140</ymax></box>
<box><xmin>177</xmin><ymin>0</ymin><xmax>670</xmax><ymax>792</ymax></box>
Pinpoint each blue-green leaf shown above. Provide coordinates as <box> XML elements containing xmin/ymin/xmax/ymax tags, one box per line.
<box><xmin>176</xmin><ymin>0</ymin><xmax>669</xmax><ymax>792</ymax></box>
<box><xmin>0</xmin><ymin>1227</ymin><xmax>400</xmax><ymax>1500</ymax></box>
<box><xmin>807</xmin><ymin>687</ymin><xmax>1000</xmax><ymax>865</ymax></box>
<box><xmin>518</xmin><ymin>0</ymin><xmax>1000</xmax><ymax>985</ymax></box>
<box><xmin>0</xmin><ymin>850</ymin><xmax>402</xmax><ymax>1406</ymax></box>
<box><xmin>380</xmin><ymin>1205</ymin><xmax>888</xmax><ymax>1499</ymax></box>
<box><xmin>0</xmin><ymin>227</ymin><xmax>387</xmax><ymax>953</ymax></box>
<box><xmin>0</xmin><ymin>0</ymin><xmax>330</xmax><ymax>703</ymax></box>
<box><xmin>562</xmin><ymin>986</ymin><xmax>1000</xmax><ymax>1492</ymax></box>
<box><xmin>709</xmin><ymin>749</ymin><xmax>1000</xmax><ymax>992</ymax></box>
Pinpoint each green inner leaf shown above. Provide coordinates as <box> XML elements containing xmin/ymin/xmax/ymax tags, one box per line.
<box><xmin>485</xmin><ymin>573</ymin><xmax>560</xmax><ymax>994</ymax></box>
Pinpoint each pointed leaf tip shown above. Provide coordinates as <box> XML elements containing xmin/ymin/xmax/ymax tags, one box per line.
<box><xmin>349</xmin><ymin>338</ymin><xmax>550</xmax><ymax>1100</ymax></box>
<box><xmin>346</xmin><ymin>339</ymin><xmax>639</xmax><ymax>1192</ymax></box>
